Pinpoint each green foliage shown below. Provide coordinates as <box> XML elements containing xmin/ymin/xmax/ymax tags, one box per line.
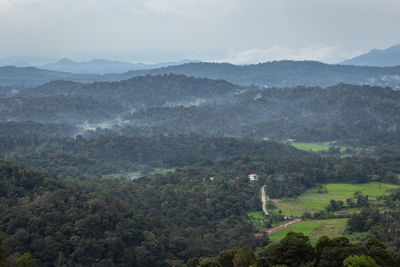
<box><xmin>216</xmin><ymin>249</ymin><xmax>237</xmax><ymax>267</ymax></box>
<box><xmin>316</xmin><ymin>236</ymin><xmax>364</xmax><ymax>267</ymax></box>
<box><xmin>263</xmin><ymin>232</ymin><xmax>314</xmax><ymax>267</ymax></box>
<box><xmin>16</xmin><ymin>253</ymin><xmax>35</xmax><ymax>267</ymax></box>
<box><xmin>0</xmin><ymin>236</ymin><xmax>9</xmax><ymax>267</ymax></box>
<box><xmin>0</xmin><ymin>134</ymin><xmax>305</xmax><ymax>177</ymax></box>
<box><xmin>0</xmin><ymin>160</ymin><xmax>260</xmax><ymax>266</ymax></box>
<box><xmin>232</xmin><ymin>248</ymin><xmax>256</xmax><ymax>267</ymax></box>
<box><xmin>343</xmin><ymin>255</ymin><xmax>378</xmax><ymax>267</ymax></box>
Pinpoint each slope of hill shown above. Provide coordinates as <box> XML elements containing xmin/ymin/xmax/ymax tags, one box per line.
<box><xmin>3</xmin><ymin>74</ymin><xmax>400</xmax><ymax>149</ymax></box>
<box><xmin>342</xmin><ymin>43</ymin><xmax>400</xmax><ymax>67</ymax></box>
<box><xmin>7</xmin><ymin>75</ymin><xmax>241</xmax><ymax>124</ymax></box>
<box><xmin>0</xmin><ymin>66</ymin><xmax>99</xmax><ymax>88</ymax></box>
<box><xmin>16</xmin><ymin>74</ymin><xmax>241</xmax><ymax>105</ymax></box>
<box><xmin>2</xmin><ymin>154</ymin><xmax>400</xmax><ymax>266</ymax></box>
<box><xmin>40</xmin><ymin>58</ymin><xmax>198</xmax><ymax>74</ymax></box>
<box><xmin>122</xmin><ymin>83</ymin><xmax>400</xmax><ymax>147</ymax></box>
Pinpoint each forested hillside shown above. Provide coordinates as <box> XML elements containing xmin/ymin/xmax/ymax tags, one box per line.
<box><xmin>125</xmin><ymin>83</ymin><xmax>400</xmax><ymax>149</ymax></box>
<box><xmin>1</xmin><ymin>75</ymin><xmax>399</xmax><ymax>151</ymax></box>
<box><xmin>2</xmin><ymin>154</ymin><xmax>400</xmax><ymax>266</ymax></box>
<box><xmin>0</xmin><ymin>160</ymin><xmax>262</xmax><ymax>266</ymax></box>
<box><xmin>0</xmin><ymin>134</ymin><xmax>304</xmax><ymax>177</ymax></box>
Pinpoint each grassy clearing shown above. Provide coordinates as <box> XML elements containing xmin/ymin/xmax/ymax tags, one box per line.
<box><xmin>308</xmin><ymin>218</ymin><xmax>348</xmax><ymax>244</ymax></box>
<box><xmin>291</xmin><ymin>142</ymin><xmax>332</xmax><ymax>152</ymax></box>
<box><xmin>269</xmin><ymin>221</ymin><xmax>320</xmax><ymax>243</ymax></box>
<box><xmin>290</xmin><ymin>142</ymin><xmax>374</xmax><ymax>155</ymax></box>
<box><xmin>274</xmin><ymin>183</ymin><xmax>400</xmax><ymax>217</ymax></box>
<box><xmin>248</xmin><ymin>211</ymin><xmax>268</xmax><ymax>231</ymax></box>
<box><xmin>152</xmin><ymin>168</ymin><xmax>176</xmax><ymax>175</ymax></box>
<box><xmin>269</xmin><ymin>218</ymin><xmax>370</xmax><ymax>245</ymax></box>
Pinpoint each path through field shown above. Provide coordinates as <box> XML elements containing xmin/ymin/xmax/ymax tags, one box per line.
<box><xmin>255</xmin><ymin>219</ymin><xmax>302</xmax><ymax>238</ymax></box>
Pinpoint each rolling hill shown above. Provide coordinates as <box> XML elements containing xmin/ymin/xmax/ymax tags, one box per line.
<box><xmin>39</xmin><ymin>58</ymin><xmax>198</xmax><ymax>74</ymax></box>
<box><xmin>2</xmin><ymin>60</ymin><xmax>400</xmax><ymax>89</ymax></box>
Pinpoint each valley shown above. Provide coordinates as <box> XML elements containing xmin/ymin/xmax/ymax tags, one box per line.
<box><xmin>1</xmin><ymin>60</ymin><xmax>400</xmax><ymax>266</ymax></box>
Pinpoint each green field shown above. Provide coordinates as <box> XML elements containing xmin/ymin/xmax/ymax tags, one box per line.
<box><xmin>268</xmin><ymin>218</ymin><xmax>354</xmax><ymax>245</ymax></box>
<box><xmin>290</xmin><ymin>142</ymin><xmax>375</xmax><ymax>156</ymax></box>
<box><xmin>273</xmin><ymin>183</ymin><xmax>400</xmax><ymax>217</ymax></box>
<box><xmin>269</xmin><ymin>221</ymin><xmax>320</xmax><ymax>243</ymax></box>
<box><xmin>291</xmin><ymin>142</ymin><xmax>332</xmax><ymax>152</ymax></box>
<box><xmin>152</xmin><ymin>168</ymin><xmax>176</xmax><ymax>175</ymax></box>
<box><xmin>308</xmin><ymin>218</ymin><xmax>348</xmax><ymax>244</ymax></box>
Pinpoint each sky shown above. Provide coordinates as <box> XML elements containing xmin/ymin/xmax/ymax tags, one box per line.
<box><xmin>0</xmin><ymin>0</ymin><xmax>399</xmax><ymax>65</ymax></box>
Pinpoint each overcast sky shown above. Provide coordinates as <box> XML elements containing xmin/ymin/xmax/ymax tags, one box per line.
<box><xmin>0</xmin><ymin>0</ymin><xmax>399</xmax><ymax>64</ymax></box>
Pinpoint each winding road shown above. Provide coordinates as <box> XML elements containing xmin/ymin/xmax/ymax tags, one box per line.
<box><xmin>256</xmin><ymin>185</ymin><xmax>302</xmax><ymax>238</ymax></box>
<box><xmin>261</xmin><ymin>185</ymin><xmax>269</xmax><ymax>215</ymax></box>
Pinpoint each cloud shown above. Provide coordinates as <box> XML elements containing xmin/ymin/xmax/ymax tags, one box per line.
<box><xmin>0</xmin><ymin>0</ymin><xmax>398</xmax><ymax>63</ymax></box>
<box><xmin>224</xmin><ymin>46</ymin><xmax>368</xmax><ymax>64</ymax></box>
<box><xmin>0</xmin><ymin>0</ymin><xmax>12</xmax><ymax>13</ymax></box>
<box><xmin>143</xmin><ymin>0</ymin><xmax>184</xmax><ymax>16</ymax></box>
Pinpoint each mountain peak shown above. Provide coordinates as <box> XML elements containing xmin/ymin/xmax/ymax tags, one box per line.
<box><xmin>341</xmin><ymin>43</ymin><xmax>400</xmax><ymax>67</ymax></box>
<box><xmin>57</xmin><ymin>58</ymin><xmax>75</xmax><ymax>64</ymax></box>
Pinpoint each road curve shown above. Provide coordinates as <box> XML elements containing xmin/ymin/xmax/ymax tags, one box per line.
<box><xmin>261</xmin><ymin>185</ymin><xmax>269</xmax><ymax>215</ymax></box>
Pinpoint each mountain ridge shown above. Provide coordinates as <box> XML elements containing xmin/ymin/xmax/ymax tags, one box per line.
<box><xmin>341</xmin><ymin>43</ymin><xmax>400</xmax><ymax>66</ymax></box>
<box><xmin>2</xmin><ymin>60</ymin><xmax>400</xmax><ymax>89</ymax></box>
<box><xmin>39</xmin><ymin>58</ymin><xmax>199</xmax><ymax>74</ymax></box>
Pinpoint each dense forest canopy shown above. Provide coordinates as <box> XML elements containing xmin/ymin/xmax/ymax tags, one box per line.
<box><xmin>1</xmin><ymin>65</ymin><xmax>400</xmax><ymax>266</ymax></box>
<box><xmin>1</xmin><ymin>153</ymin><xmax>400</xmax><ymax>266</ymax></box>
<box><xmin>0</xmin><ymin>74</ymin><xmax>399</xmax><ymax>151</ymax></box>
<box><xmin>0</xmin><ymin>134</ymin><xmax>305</xmax><ymax>177</ymax></box>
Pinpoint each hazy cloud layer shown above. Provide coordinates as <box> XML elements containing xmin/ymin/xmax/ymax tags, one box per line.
<box><xmin>224</xmin><ymin>46</ymin><xmax>368</xmax><ymax>65</ymax></box>
<box><xmin>0</xmin><ymin>0</ymin><xmax>399</xmax><ymax>64</ymax></box>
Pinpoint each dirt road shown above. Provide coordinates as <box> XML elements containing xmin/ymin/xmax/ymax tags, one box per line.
<box><xmin>261</xmin><ymin>185</ymin><xmax>269</xmax><ymax>215</ymax></box>
<box><xmin>255</xmin><ymin>219</ymin><xmax>301</xmax><ymax>238</ymax></box>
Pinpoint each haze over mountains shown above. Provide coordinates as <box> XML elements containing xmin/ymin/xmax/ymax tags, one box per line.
<box><xmin>341</xmin><ymin>43</ymin><xmax>400</xmax><ymax>66</ymax></box>
<box><xmin>2</xmin><ymin>60</ymin><xmax>400</xmax><ymax>89</ymax></box>
<box><xmin>0</xmin><ymin>74</ymin><xmax>398</xmax><ymax>154</ymax></box>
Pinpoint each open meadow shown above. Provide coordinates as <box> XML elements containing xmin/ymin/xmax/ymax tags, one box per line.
<box><xmin>268</xmin><ymin>218</ymin><xmax>368</xmax><ymax>245</ymax></box>
<box><xmin>272</xmin><ymin>183</ymin><xmax>400</xmax><ymax>217</ymax></box>
<box><xmin>269</xmin><ymin>221</ymin><xmax>320</xmax><ymax>243</ymax></box>
<box><xmin>291</xmin><ymin>142</ymin><xmax>333</xmax><ymax>152</ymax></box>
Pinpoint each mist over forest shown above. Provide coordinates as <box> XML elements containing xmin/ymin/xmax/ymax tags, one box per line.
<box><xmin>1</xmin><ymin>56</ymin><xmax>400</xmax><ymax>266</ymax></box>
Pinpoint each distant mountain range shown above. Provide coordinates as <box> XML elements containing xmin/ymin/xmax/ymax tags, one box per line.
<box><xmin>39</xmin><ymin>58</ymin><xmax>199</xmax><ymax>74</ymax></box>
<box><xmin>1</xmin><ymin>60</ymin><xmax>400</xmax><ymax>89</ymax></box>
<box><xmin>120</xmin><ymin>61</ymin><xmax>400</xmax><ymax>89</ymax></box>
<box><xmin>341</xmin><ymin>43</ymin><xmax>400</xmax><ymax>67</ymax></box>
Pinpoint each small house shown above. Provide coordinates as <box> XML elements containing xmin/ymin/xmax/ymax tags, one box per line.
<box><xmin>248</xmin><ymin>174</ymin><xmax>258</xmax><ymax>182</ymax></box>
